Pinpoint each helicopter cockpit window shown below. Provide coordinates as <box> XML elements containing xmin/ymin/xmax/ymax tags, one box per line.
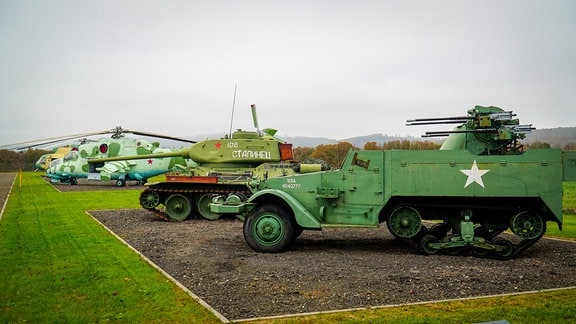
<box><xmin>63</xmin><ymin>151</ymin><xmax>78</xmax><ymax>162</ymax></box>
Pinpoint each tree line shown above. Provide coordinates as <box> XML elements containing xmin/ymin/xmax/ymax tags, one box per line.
<box><xmin>0</xmin><ymin>149</ymin><xmax>50</xmax><ymax>172</ymax></box>
<box><xmin>294</xmin><ymin>139</ymin><xmax>441</xmax><ymax>169</ymax></box>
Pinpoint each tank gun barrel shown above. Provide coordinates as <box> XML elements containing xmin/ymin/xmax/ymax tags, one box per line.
<box><xmin>88</xmin><ymin>149</ymin><xmax>190</xmax><ymax>164</ymax></box>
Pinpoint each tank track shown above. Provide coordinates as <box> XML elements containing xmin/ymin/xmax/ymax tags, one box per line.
<box><xmin>140</xmin><ymin>182</ymin><xmax>252</xmax><ymax>221</ymax></box>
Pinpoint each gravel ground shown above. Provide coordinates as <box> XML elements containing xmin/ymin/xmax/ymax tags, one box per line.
<box><xmin>91</xmin><ymin>209</ymin><xmax>576</xmax><ymax>321</ymax></box>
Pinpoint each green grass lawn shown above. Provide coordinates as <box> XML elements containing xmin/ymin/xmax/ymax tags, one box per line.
<box><xmin>0</xmin><ymin>173</ymin><xmax>221</xmax><ymax>323</ymax></box>
<box><xmin>547</xmin><ymin>182</ymin><xmax>576</xmax><ymax>239</ymax></box>
<box><xmin>1</xmin><ymin>172</ymin><xmax>575</xmax><ymax>323</ymax></box>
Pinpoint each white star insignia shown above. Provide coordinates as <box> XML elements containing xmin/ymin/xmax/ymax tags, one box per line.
<box><xmin>460</xmin><ymin>160</ymin><xmax>490</xmax><ymax>188</ymax></box>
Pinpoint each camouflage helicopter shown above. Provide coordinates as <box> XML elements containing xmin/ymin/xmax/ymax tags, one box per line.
<box><xmin>35</xmin><ymin>146</ymin><xmax>75</xmax><ymax>171</ymax></box>
<box><xmin>2</xmin><ymin>127</ymin><xmax>197</xmax><ymax>186</ymax></box>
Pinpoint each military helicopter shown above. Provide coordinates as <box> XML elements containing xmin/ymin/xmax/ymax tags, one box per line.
<box><xmin>35</xmin><ymin>146</ymin><xmax>75</xmax><ymax>171</ymax></box>
<box><xmin>1</xmin><ymin>127</ymin><xmax>197</xmax><ymax>186</ymax></box>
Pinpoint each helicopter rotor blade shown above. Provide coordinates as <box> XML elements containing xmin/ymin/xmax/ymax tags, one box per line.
<box><xmin>1</xmin><ymin>126</ymin><xmax>196</xmax><ymax>150</ymax></box>
<box><xmin>0</xmin><ymin>130</ymin><xmax>111</xmax><ymax>150</ymax></box>
<box><xmin>122</xmin><ymin>129</ymin><xmax>197</xmax><ymax>144</ymax></box>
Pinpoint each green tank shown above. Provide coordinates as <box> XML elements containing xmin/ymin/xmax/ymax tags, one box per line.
<box><xmin>211</xmin><ymin>106</ymin><xmax>576</xmax><ymax>259</ymax></box>
<box><xmin>91</xmin><ymin>104</ymin><xmax>321</xmax><ymax>221</ymax></box>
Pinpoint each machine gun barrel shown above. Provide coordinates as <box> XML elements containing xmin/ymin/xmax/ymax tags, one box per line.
<box><xmin>406</xmin><ymin>120</ymin><xmax>472</xmax><ymax>126</ymax></box>
<box><xmin>490</xmin><ymin>111</ymin><xmax>516</xmax><ymax>121</ymax></box>
<box><xmin>422</xmin><ymin>128</ymin><xmax>498</xmax><ymax>137</ymax></box>
<box><xmin>406</xmin><ymin>116</ymin><xmax>472</xmax><ymax>126</ymax></box>
<box><xmin>504</xmin><ymin>124</ymin><xmax>535</xmax><ymax>133</ymax></box>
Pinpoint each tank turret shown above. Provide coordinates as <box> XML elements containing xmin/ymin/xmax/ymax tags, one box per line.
<box><xmin>407</xmin><ymin>105</ymin><xmax>535</xmax><ymax>155</ymax></box>
<box><xmin>89</xmin><ymin>105</ymin><xmax>294</xmax><ymax>167</ymax></box>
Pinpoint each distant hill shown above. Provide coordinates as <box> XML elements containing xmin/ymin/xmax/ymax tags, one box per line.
<box><xmin>524</xmin><ymin>127</ymin><xmax>576</xmax><ymax>148</ymax></box>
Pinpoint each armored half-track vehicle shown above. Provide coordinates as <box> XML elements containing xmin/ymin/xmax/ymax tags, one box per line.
<box><xmin>211</xmin><ymin>106</ymin><xmax>576</xmax><ymax>259</ymax></box>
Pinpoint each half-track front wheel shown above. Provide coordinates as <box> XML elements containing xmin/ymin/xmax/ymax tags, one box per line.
<box><xmin>165</xmin><ymin>194</ymin><xmax>192</xmax><ymax>222</ymax></box>
<box><xmin>243</xmin><ymin>204</ymin><xmax>295</xmax><ymax>253</ymax></box>
<box><xmin>387</xmin><ymin>206</ymin><xmax>422</xmax><ymax>239</ymax></box>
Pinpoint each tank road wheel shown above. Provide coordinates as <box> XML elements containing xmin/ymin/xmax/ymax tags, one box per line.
<box><xmin>510</xmin><ymin>211</ymin><xmax>546</xmax><ymax>240</ymax></box>
<box><xmin>387</xmin><ymin>206</ymin><xmax>422</xmax><ymax>239</ymax></box>
<box><xmin>197</xmin><ymin>194</ymin><xmax>221</xmax><ymax>220</ymax></box>
<box><xmin>420</xmin><ymin>234</ymin><xmax>440</xmax><ymax>255</ymax></box>
<box><xmin>243</xmin><ymin>204</ymin><xmax>295</xmax><ymax>253</ymax></box>
<box><xmin>165</xmin><ymin>194</ymin><xmax>192</xmax><ymax>222</ymax></box>
<box><xmin>139</xmin><ymin>189</ymin><xmax>160</xmax><ymax>210</ymax></box>
<box><xmin>115</xmin><ymin>179</ymin><xmax>126</xmax><ymax>187</ymax></box>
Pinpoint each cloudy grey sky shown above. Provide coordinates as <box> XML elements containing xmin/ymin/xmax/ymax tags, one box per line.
<box><xmin>1</xmin><ymin>0</ymin><xmax>575</xmax><ymax>146</ymax></box>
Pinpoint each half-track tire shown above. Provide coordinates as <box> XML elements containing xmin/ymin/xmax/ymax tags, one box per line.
<box><xmin>243</xmin><ymin>204</ymin><xmax>295</xmax><ymax>253</ymax></box>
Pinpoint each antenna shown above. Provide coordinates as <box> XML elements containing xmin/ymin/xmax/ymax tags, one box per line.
<box><xmin>228</xmin><ymin>83</ymin><xmax>238</xmax><ymax>138</ymax></box>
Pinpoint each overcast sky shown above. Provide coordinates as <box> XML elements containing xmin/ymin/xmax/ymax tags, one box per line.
<box><xmin>1</xmin><ymin>0</ymin><xmax>575</xmax><ymax>146</ymax></box>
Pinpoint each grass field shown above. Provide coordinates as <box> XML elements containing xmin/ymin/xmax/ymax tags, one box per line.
<box><xmin>1</xmin><ymin>172</ymin><xmax>575</xmax><ymax>323</ymax></box>
<box><xmin>0</xmin><ymin>173</ymin><xmax>221</xmax><ymax>323</ymax></box>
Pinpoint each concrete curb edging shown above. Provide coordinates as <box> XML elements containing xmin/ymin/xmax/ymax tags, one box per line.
<box><xmin>234</xmin><ymin>286</ymin><xmax>576</xmax><ymax>323</ymax></box>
